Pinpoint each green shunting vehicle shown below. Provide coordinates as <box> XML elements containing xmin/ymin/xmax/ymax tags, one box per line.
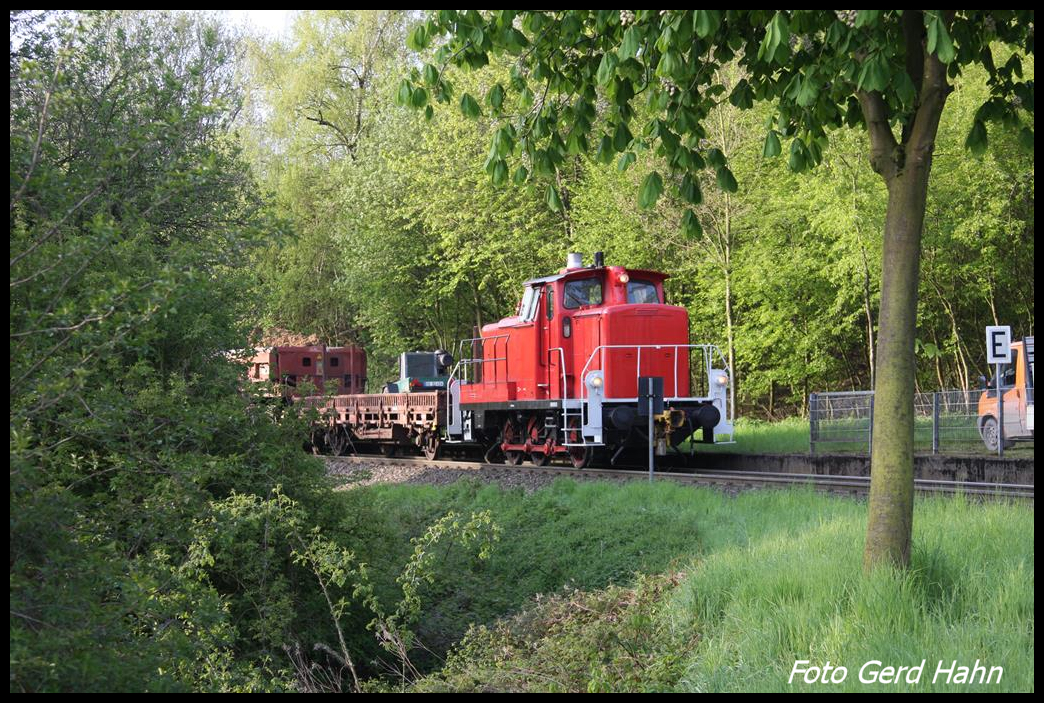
<box><xmin>382</xmin><ymin>350</ymin><xmax>454</xmax><ymax>393</ymax></box>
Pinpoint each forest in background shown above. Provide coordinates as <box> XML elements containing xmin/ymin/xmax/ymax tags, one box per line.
<box><xmin>241</xmin><ymin>10</ymin><xmax>1033</xmax><ymax>416</ymax></box>
<box><xmin>8</xmin><ymin>10</ymin><xmax>1035</xmax><ymax>692</ymax></box>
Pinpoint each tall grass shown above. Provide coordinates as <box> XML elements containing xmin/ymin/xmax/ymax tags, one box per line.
<box><xmin>359</xmin><ymin>479</ymin><xmax>1033</xmax><ymax>691</ymax></box>
<box><xmin>666</xmin><ymin>492</ymin><xmax>1035</xmax><ymax>691</ymax></box>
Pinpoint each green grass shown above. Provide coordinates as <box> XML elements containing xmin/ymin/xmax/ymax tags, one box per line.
<box><xmin>667</xmin><ymin>493</ymin><xmax>1034</xmax><ymax>692</ymax></box>
<box><xmin>349</xmin><ymin>479</ymin><xmax>1034</xmax><ymax>692</ymax></box>
<box><xmin>690</xmin><ymin>416</ymin><xmax>1034</xmax><ymax>456</ymax></box>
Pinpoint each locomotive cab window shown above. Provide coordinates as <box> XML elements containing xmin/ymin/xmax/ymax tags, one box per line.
<box><xmin>627</xmin><ymin>280</ymin><xmax>661</xmax><ymax>304</ymax></box>
<box><xmin>329</xmin><ymin>356</ymin><xmax>339</xmax><ymax>367</ymax></box>
<box><xmin>563</xmin><ymin>278</ymin><xmax>602</xmax><ymax>309</ymax></box>
<box><xmin>519</xmin><ymin>285</ymin><xmax>541</xmax><ymax>322</ymax></box>
<box><xmin>546</xmin><ymin>288</ymin><xmax>554</xmax><ymax>319</ymax></box>
<box><xmin>302</xmin><ymin>357</ymin><xmax>311</xmax><ymax>367</ymax></box>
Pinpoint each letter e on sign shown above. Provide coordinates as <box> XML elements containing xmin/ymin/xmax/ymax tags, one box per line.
<box><xmin>986</xmin><ymin>326</ymin><xmax>1012</xmax><ymax>364</ymax></box>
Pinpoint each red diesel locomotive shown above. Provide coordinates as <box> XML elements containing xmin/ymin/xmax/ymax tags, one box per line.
<box><xmin>446</xmin><ymin>252</ymin><xmax>733</xmax><ymax>467</ymax></box>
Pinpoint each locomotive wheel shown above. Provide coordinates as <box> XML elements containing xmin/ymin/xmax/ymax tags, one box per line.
<box><xmin>566</xmin><ymin>417</ymin><xmax>592</xmax><ymax>469</ymax></box>
<box><xmin>529</xmin><ymin>450</ymin><xmax>550</xmax><ymax>467</ymax></box>
<box><xmin>500</xmin><ymin>418</ymin><xmax>524</xmax><ymax>466</ymax></box>
<box><xmin>422</xmin><ymin>434</ymin><xmax>440</xmax><ymax>461</ymax></box>
<box><xmin>567</xmin><ymin>446</ymin><xmax>593</xmax><ymax>469</ymax></box>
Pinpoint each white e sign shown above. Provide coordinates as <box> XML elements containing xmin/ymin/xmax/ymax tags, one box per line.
<box><xmin>986</xmin><ymin>325</ymin><xmax>1012</xmax><ymax>364</ymax></box>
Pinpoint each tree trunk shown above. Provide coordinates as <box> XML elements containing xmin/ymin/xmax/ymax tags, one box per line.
<box><xmin>860</xmin><ymin>12</ymin><xmax>951</xmax><ymax>571</ymax></box>
<box><xmin>863</xmin><ymin>165</ymin><xmax>931</xmax><ymax>571</ymax></box>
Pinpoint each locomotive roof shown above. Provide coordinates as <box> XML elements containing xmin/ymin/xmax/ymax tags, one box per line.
<box><xmin>523</xmin><ymin>267</ymin><xmax>669</xmax><ymax>286</ymax></box>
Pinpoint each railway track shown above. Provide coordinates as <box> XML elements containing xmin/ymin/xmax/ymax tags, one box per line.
<box><xmin>326</xmin><ymin>454</ymin><xmax>1034</xmax><ymax>501</ymax></box>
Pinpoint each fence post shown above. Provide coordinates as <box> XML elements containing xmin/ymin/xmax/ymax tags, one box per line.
<box><xmin>867</xmin><ymin>395</ymin><xmax>874</xmax><ymax>455</ymax></box>
<box><xmin>932</xmin><ymin>392</ymin><xmax>940</xmax><ymax>454</ymax></box>
<box><xmin>809</xmin><ymin>392</ymin><xmax>817</xmax><ymax>455</ymax></box>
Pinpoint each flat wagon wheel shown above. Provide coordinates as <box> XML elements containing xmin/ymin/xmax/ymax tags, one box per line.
<box><xmin>422</xmin><ymin>433</ymin><xmax>440</xmax><ymax>461</ymax></box>
<box><xmin>308</xmin><ymin>428</ymin><xmax>327</xmax><ymax>455</ymax></box>
<box><xmin>566</xmin><ymin>416</ymin><xmax>593</xmax><ymax>469</ymax></box>
<box><xmin>326</xmin><ymin>426</ymin><xmax>349</xmax><ymax>456</ymax></box>
<box><xmin>379</xmin><ymin>444</ymin><xmax>399</xmax><ymax>458</ymax></box>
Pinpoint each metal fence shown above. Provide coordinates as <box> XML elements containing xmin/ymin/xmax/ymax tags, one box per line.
<box><xmin>809</xmin><ymin>388</ymin><xmax>1023</xmax><ymax>454</ymax></box>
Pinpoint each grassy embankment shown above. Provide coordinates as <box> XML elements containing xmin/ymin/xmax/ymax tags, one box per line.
<box><xmin>350</xmin><ymin>478</ymin><xmax>1034</xmax><ymax>692</ymax></box>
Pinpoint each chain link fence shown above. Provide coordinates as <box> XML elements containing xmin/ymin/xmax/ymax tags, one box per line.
<box><xmin>809</xmin><ymin>388</ymin><xmax>1032</xmax><ymax>455</ymax></box>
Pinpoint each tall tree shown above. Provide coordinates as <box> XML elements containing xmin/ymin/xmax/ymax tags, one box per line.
<box><xmin>404</xmin><ymin>9</ymin><xmax>1034</xmax><ymax>569</ymax></box>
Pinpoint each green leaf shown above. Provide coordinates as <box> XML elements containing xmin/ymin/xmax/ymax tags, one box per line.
<box><xmin>638</xmin><ymin>171</ymin><xmax>664</xmax><ymax>209</ymax></box>
<box><xmin>965</xmin><ymin>120</ymin><xmax>988</xmax><ymax>156</ymax></box>
<box><xmin>927</xmin><ymin>16</ymin><xmax>956</xmax><ymax>64</ymax></box>
<box><xmin>795</xmin><ymin>74</ymin><xmax>819</xmax><ymax>108</ymax></box>
<box><xmin>612</xmin><ymin>121</ymin><xmax>633</xmax><ymax>152</ymax></box>
<box><xmin>460</xmin><ymin>93</ymin><xmax>481</xmax><ymax>118</ymax></box>
<box><xmin>395</xmin><ymin>80</ymin><xmax>413</xmax><ymax>107</ymax></box>
<box><xmin>682</xmin><ymin>209</ymin><xmax>703</xmax><ymax>238</ymax></box>
<box><xmin>596</xmin><ymin>52</ymin><xmax>618</xmax><ymax>86</ymax></box>
<box><xmin>512</xmin><ymin>165</ymin><xmax>529</xmax><ymax>185</ymax></box>
<box><xmin>679</xmin><ymin>173</ymin><xmax>702</xmax><ymax>205</ymax></box>
<box><xmin>546</xmin><ymin>184</ymin><xmax>563</xmax><ymax>212</ymax></box>
<box><xmin>487</xmin><ymin>84</ymin><xmax>505</xmax><ymax>111</ymax></box>
<box><xmin>617</xmin><ymin>151</ymin><xmax>636</xmax><ymax>172</ymax></box>
<box><xmin>763</xmin><ymin>130</ymin><xmax>782</xmax><ymax>158</ymax></box>
<box><xmin>788</xmin><ymin>138</ymin><xmax>808</xmax><ymax>172</ymax></box>
<box><xmin>694</xmin><ymin>10</ymin><xmax>721</xmax><ymax>39</ymax></box>
<box><xmin>758</xmin><ymin>13</ymin><xmax>789</xmax><ymax>64</ymax></box>
<box><xmin>716</xmin><ymin>166</ymin><xmax>738</xmax><ymax>193</ymax></box>
<box><xmin>619</xmin><ymin>26</ymin><xmax>640</xmax><ymax>60</ymax></box>
<box><xmin>491</xmin><ymin>159</ymin><xmax>508</xmax><ymax>186</ymax></box>
<box><xmin>406</xmin><ymin>25</ymin><xmax>428</xmax><ymax>51</ymax></box>
<box><xmin>656</xmin><ymin>49</ymin><xmax>681</xmax><ymax>78</ymax></box>
<box><xmin>729</xmin><ymin>80</ymin><xmax>755</xmax><ymax>109</ymax></box>
<box><xmin>595</xmin><ymin>135</ymin><xmax>614</xmax><ymax>164</ymax></box>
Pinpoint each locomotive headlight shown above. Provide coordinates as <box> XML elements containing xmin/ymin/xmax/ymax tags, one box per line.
<box><xmin>590</xmin><ymin>376</ymin><xmax>603</xmax><ymax>388</ymax></box>
<box><xmin>618</xmin><ymin>273</ymin><xmax>630</xmax><ymax>284</ymax></box>
<box><xmin>716</xmin><ymin>374</ymin><xmax>729</xmax><ymax>387</ymax></box>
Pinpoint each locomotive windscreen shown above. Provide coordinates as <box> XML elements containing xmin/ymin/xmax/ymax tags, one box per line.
<box><xmin>401</xmin><ymin>352</ymin><xmax>438</xmax><ymax>379</ymax></box>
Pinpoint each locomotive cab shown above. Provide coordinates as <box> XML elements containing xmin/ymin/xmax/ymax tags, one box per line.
<box><xmin>447</xmin><ymin>253</ymin><xmax>734</xmax><ymax>466</ymax></box>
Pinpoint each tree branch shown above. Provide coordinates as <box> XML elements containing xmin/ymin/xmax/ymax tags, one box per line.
<box><xmin>856</xmin><ymin>90</ymin><xmax>899</xmax><ymax>182</ymax></box>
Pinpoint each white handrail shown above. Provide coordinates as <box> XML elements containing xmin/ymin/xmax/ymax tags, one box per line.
<box><xmin>578</xmin><ymin>343</ymin><xmax>733</xmax><ymax>420</ymax></box>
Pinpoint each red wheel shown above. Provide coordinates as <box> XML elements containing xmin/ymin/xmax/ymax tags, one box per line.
<box><xmin>529</xmin><ymin>451</ymin><xmax>550</xmax><ymax>467</ymax></box>
<box><xmin>566</xmin><ymin>416</ymin><xmax>592</xmax><ymax>469</ymax></box>
<box><xmin>500</xmin><ymin>417</ymin><xmax>524</xmax><ymax>466</ymax></box>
